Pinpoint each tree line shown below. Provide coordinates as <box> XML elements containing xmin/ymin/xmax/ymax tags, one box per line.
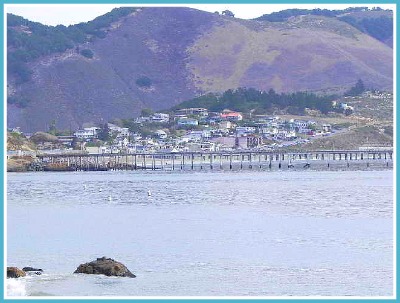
<box><xmin>174</xmin><ymin>87</ymin><xmax>339</xmax><ymax>115</ymax></box>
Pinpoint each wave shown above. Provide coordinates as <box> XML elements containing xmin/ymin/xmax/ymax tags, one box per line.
<box><xmin>7</xmin><ymin>278</ymin><xmax>27</xmax><ymax>296</ymax></box>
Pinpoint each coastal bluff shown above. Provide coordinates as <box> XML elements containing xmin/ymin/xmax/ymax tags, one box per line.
<box><xmin>74</xmin><ymin>257</ymin><xmax>136</xmax><ymax>278</ymax></box>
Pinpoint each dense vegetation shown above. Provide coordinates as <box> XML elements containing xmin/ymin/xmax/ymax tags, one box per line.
<box><xmin>136</xmin><ymin>76</ymin><xmax>152</xmax><ymax>88</ymax></box>
<box><xmin>344</xmin><ymin>79</ymin><xmax>366</xmax><ymax>97</ymax></box>
<box><xmin>337</xmin><ymin>15</ymin><xmax>393</xmax><ymax>45</ymax></box>
<box><xmin>7</xmin><ymin>95</ymin><xmax>30</xmax><ymax>108</ymax></box>
<box><xmin>255</xmin><ymin>7</ymin><xmax>393</xmax><ymax>45</ymax></box>
<box><xmin>7</xmin><ymin>7</ymin><xmax>136</xmax><ymax>84</ymax></box>
<box><xmin>80</xmin><ymin>49</ymin><xmax>94</xmax><ymax>59</ymax></box>
<box><xmin>173</xmin><ymin>87</ymin><xmax>338</xmax><ymax>115</ymax></box>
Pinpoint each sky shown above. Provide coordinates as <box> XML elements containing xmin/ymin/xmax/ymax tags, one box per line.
<box><xmin>5</xmin><ymin>3</ymin><xmax>395</xmax><ymax>26</ymax></box>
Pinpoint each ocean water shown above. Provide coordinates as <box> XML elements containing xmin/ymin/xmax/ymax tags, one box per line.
<box><xmin>6</xmin><ymin>169</ymin><xmax>394</xmax><ymax>297</ymax></box>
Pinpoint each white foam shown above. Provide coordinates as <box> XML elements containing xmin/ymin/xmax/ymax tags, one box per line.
<box><xmin>7</xmin><ymin>278</ymin><xmax>27</xmax><ymax>296</ymax></box>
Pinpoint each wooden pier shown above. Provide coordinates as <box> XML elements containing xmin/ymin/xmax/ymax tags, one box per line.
<box><xmin>33</xmin><ymin>150</ymin><xmax>394</xmax><ymax>171</ymax></box>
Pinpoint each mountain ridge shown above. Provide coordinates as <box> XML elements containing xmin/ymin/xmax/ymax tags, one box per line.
<box><xmin>6</xmin><ymin>7</ymin><xmax>393</xmax><ymax>132</ymax></box>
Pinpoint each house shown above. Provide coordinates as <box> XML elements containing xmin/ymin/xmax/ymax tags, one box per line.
<box><xmin>259</xmin><ymin>126</ymin><xmax>278</xmax><ymax>138</ymax></box>
<box><xmin>57</xmin><ymin>135</ymin><xmax>75</xmax><ymax>146</ymax></box>
<box><xmin>177</xmin><ymin>118</ymin><xmax>199</xmax><ymax>126</ymax></box>
<box><xmin>182</xmin><ymin>130</ymin><xmax>211</xmax><ymax>142</ymax></box>
<box><xmin>74</xmin><ymin>127</ymin><xmax>99</xmax><ymax>141</ymax></box>
<box><xmin>108</xmin><ymin>123</ymin><xmax>130</xmax><ymax>138</ymax></box>
<box><xmin>275</xmin><ymin>130</ymin><xmax>296</xmax><ymax>140</ymax></box>
<box><xmin>236</xmin><ymin>126</ymin><xmax>256</xmax><ymax>136</ymax></box>
<box><xmin>135</xmin><ymin>116</ymin><xmax>151</xmax><ymax>123</ymax></box>
<box><xmin>236</xmin><ymin>135</ymin><xmax>262</xmax><ymax>149</ymax></box>
<box><xmin>155</xmin><ymin>130</ymin><xmax>168</xmax><ymax>139</ymax></box>
<box><xmin>176</xmin><ymin>108</ymin><xmax>208</xmax><ymax>117</ymax></box>
<box><xmin>218</xmin><ymin>121</ymin><xmax>232</xmax><ymax>130</ymax></box>
<box><xmin>116</xmin><ymin>137</ymin><xmax>130</xmax><ymax>148</ymax></box>
<box><xmin>220</xmin><ymin>110</ymin><xmax>243</xmax><ymax>121</ymax></box>
<box><xmin>151</xmin><ymin>113</ymin><xmax>170</xmax><ymax>123</ymax></box>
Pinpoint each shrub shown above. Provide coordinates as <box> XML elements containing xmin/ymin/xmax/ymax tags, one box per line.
<box><xmin>80</xmin><ymin>49</ymin><xmax>94</xmax><ymax>59</ymax></box>
<box><xmin>136</xmin><ymin>76</ymin><xmax>152</xmax><ymax>87</ymax></box>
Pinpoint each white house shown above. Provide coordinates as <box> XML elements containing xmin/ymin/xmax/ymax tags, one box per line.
<box><xmin>74</xmin><ymin>127</ymin><xmax>99</xmax><ymax>140</ymax></box>
<box><xmin>236</xmin><ymin>127</ymin><xmax>256</xmax><ymax>137</ymax></box>
<box><xmin>151</xmin><ymin>113</ymin><xmax>170</xmax><ymax>123</ymax></box>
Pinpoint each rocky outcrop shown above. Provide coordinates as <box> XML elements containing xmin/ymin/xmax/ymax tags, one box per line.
<box><xmin>7</xmin><ymin>267</ymin><xmax>26</xmax><ymax>278</ymax></box>
<box><xmin>7</xmin><ymin>157</ymin><xmax>35</xmax><ymax>172</ymax></box>
<box><xmin>74</xmin><ymin>257</ymin><xmax>136</xmax><ymax>278</ymax></box>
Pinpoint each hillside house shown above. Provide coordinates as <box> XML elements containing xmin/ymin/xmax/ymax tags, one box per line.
<box><xmin>218</xmin><ymin>121</ymin><xmax>233</xmax><ymax>130</ymax></box>
<box><xmin>57</xmin><ymin>135</ymin><xmax>75</xmax><ymax>147</ymax></box>
<box><xmin>151</xmin><ymin>113</ymin><xmax>170</xmax><ymax>123</ymax></box>
<box><xmin>108</xmin><ymin>123</ymin><xmax>130</xmax><ymax>138</ymax></box>
<box><xmin>74</xmin><ymin>127</ymin><xmax>99</xmax><ymax>141</ymax></box>
<box><xmin>236</xmin><ymin>126</ymin><xmax>256</xmax><ymax>137</ymax></box>
<box><xmin>176</xmin><ymin>108</ymin><xmax>208</xmax><ymax>117</ymax></box>
<box><xmin>177</xmin><ymin>118</ymin><xmax>199</xmax><ymax>126</ymax></box>
<box><xmin>155</xmin><ymin>130</ymin><xmax>168</xmax><ymax>139</ymax></box>
<box><xmin>275</xmin><ymin>130</ymin><xmax>296</xmax><ymax>140</ymax></box>
<box><xmin>221</xmin><ymin>111</ymin><xmax>243</xmax><ymax>121</ymax></box>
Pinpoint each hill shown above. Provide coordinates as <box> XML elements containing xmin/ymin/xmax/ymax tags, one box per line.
<box><xmin>255</xmin><ymin>6</ymin><xmax>393</xmax><ymax>47</ymax></box>
<box><xmin>7</xmin><ymin>7</ymin><xmax>393</xmax><ymax>132</ymax></box>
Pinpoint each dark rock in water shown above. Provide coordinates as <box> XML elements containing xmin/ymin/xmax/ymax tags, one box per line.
<box><xmin>7</xmin><ymin>267</ymin><xmax>26</xmax><ymax>278</ymax></box>
<box><xmin>74</xmin><ymin>257</ymin><xmax>136</xmax><ymax>278</ymax></box>
<box><xmin>23</xmin><ymin>267</ymin><xmax>43</xmax><ymax>272</ymax></box>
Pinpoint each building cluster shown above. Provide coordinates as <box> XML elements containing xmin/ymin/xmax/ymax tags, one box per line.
<box><xmin>57</xmin><ymin>108</ymin><xmax>334</xmax><ymax>154</ymax></box>
<box><xmin>361</xmin><ymin>90</ymin><xmax>393</xmax><ymax>100</ymax></box>
<box><xmin>8</xmin><ymin>107</ymin><xmax>338</xmax><ymax>155</ymax></box>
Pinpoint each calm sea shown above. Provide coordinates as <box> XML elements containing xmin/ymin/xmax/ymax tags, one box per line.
<box><xmin>6</xmin><ymin>169</ymin><xmax>394</xmax><ymax>297</ymax></box>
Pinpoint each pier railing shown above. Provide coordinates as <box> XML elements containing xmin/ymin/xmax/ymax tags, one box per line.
<box><xmin>33</xmin><ymin>149</ymin><xmax>394</xmax><ymax>171</ymax></box>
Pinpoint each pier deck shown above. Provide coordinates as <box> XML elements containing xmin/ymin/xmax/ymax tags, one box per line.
<box><xmin>33</xmin><ymin>150</ymin><xmax>394</xmax><ymax>171</ymax></box>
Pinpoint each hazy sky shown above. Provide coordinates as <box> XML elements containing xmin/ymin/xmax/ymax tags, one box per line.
<box><xmin>6</xmin><ymin>3</ymin><xmax>394</xmax><ymax>26</ymax></box>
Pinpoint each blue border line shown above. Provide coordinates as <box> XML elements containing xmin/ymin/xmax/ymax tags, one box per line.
<box><xmin>2</xmin><ymin>0</ymin><xmax>398</xmax><ymax>302</ymax></box>
<box><xmin>0</xmin><ymin>0</ymin><xmax>4</xmax><ymax>301</ymax></box>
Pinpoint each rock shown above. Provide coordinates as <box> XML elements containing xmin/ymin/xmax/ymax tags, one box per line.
<box><xmin>7</xmin><ymin>267</ymin><xmax>26</xmax><ymax>278</ymax></box>
<box><xmin>74</xmin><ymin>257</ymin><xmax>136</xmax><ymax>278</ymax></box>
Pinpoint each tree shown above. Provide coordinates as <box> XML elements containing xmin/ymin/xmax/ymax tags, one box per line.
<box><xmin>344</xmin><ymin>107</ymin><xmax>354</xmax><ymax>116</ymax></box>
<box><xmin>345</xmin><ymin>79</ymin><xmax>366</xmax><ymax>96</ymax></box>
<box><xmin>97</xmin><ymin>123</ymin><xmax>110</xmax><ymax>141</ymax></box>
<box><xmin>141</xmin><ymin>108</ymin><xmax>153</xmax><ymax>117</ymax></box>
<box><xmin>136</xmin><ymin>76</ymin><xmax>152</xmax><ymax>87</ymax></box>
<box><xmin>222</xmin><ymin>10</ymin><xmax>235</xmax><ymax>17</ymax></box>
<box><xmin>80</xmin><ymin>49</ymin><xmax>94</xmax><ymax>59</ymax></box>
<box><xmin>48</xmin><ymin>119</ymin><xmax>57</xmax><ymax>135</ymax></box>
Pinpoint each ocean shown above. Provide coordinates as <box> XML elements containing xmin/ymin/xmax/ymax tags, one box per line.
<box><xmin>6</xmin><ymin>169</ymin><xmax>394</xmax><ymax>297</ymax></box>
